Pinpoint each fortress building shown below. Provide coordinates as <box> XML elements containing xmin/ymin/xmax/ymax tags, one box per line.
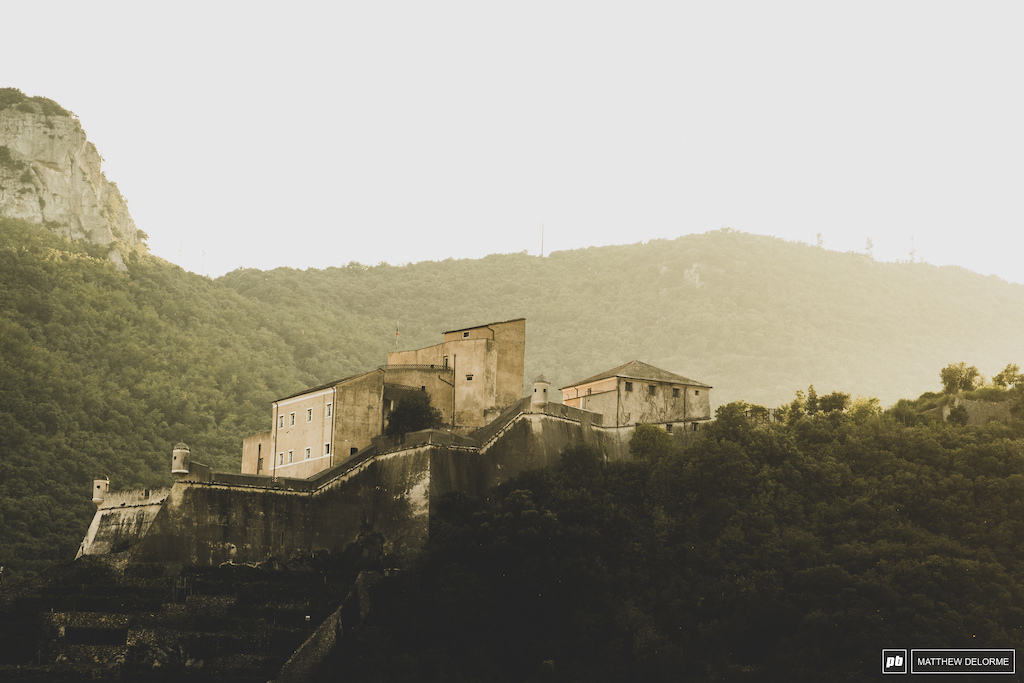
<box><xmin>561</xmin><ymin>360</ymin><xmax>712</xmax><ymax>432</ymax></box>
<box><xmin>240</xmin><ymin>319</ymin><xmax>526</xmax><ymax>479</ymax></box>
<box><xmin>79</xmin><ymin>319</ymin><xmax>711</xmax><ymax>570</ymax></box>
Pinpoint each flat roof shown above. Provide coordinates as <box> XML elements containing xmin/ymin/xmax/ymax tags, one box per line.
<box><xmin>443</xmin><ymin>317</ymin><xmax>525</xmax><ymax>335</ymax></box>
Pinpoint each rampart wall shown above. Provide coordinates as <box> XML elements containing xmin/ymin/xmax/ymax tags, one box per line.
<box><xmin>80</xmin><ymin>404</ymin><xmax>705</xmax><ymax>571</ymax></box>
<box><xmin>78</xmin><ymin>488</ymin><xmax>170</xmax><ymax>558</ymax></box>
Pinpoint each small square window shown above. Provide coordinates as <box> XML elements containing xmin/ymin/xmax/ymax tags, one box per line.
<box><xmin>625</xmin><ymin>382</ymin><xmax>633</xmax><ymax>392</ymax></box>
<box><xmin>326</xmin><ymin>403</ymin><xmax>332</xmax><ymax>417</ymax></box>
<box><xmin>648</xmin><ymin>385</ymin><xmax>656</xmax><ymax>395</ymax></box>
<box><xmin>289</xmin><ymin>412</ymin><xmax>296</xmax><ymax>426</ymax></box>
<box><xmin>694</xmin><ymin>390</ymin><xmax>700</xmax><ymax>396</ymax></box>
<box><xmin>305</xmin><ymin>447</ymin><xmax>311</xmax><ymax>459</ymax></box>
<box><xmin>666</xmin><ymin>423</ymin><xmax>673</xmax><ymax>433</ymax></box>
<box><xmin>463</xmin><ymin>331</ymin><xmax>470</xmax><ymax>338</ymax></box>
<box><xmin>466</xmin><ymin>374</ymin><xmax>474</xmax><ymax>381</ymax></box>
<box><xmin>672</xmin><ymin>388</ymin><xmax>680</xmax><ymax>398</ymax></box>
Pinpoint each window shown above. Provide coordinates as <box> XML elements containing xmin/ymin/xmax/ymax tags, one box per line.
<box><xmin>350</xmin><ymin>447</ymin><xmax>358</xmax><ymax>456</ymax></box>
<box><xmin>466</xmin><ymin>374</ymin><xmax>474</xmax><ymax>381</ymax></box>
<box><xmin>278</xmin><ymin>415</ymin><xmax>284</xmax><ymax>428</ymax></box>
<box><xmin>625</xmin><ymin>382</ymin><xmax>633</xmax><ymax>392</ymax></box>
<box><xmin>648</xmin><ymin>385</ymin><xmax>656</xmax><ymax>395</ymax></box>
<box><xmin>305</xmin><ymin>447</ymin><xmax>311</xmax><ymax>459</ymax></box>
<box><xmin>694</xmin><ymin>390</ymin><xmax>700</xmax><ymax>396</ymax></box>
<box><xmin>257</xmin><ymin>457</ymin><xmax>263</xmax><ymax>473</ymax></box>
<box><xmin>463</xmin><ymin>331</ymin><xmax>470</xmax><ymax>338</ymax></box>
<box><xmin>288</xmin><ymin>450</ymin><xmax>294</xmax><ymax>463</ymax></box>
<box><xmin>278</xmin><ymin>453</ymin><xmax>284</xmax><ymax>465</ymax></box>
<box><xmin>306</xmin><ymin>408</ymin><xmax>313</xmax><ymax>422</ymax></box>
<box><xmin>692</xmin><ymin>422</ymin><xmax>699</xmax><ymax>432</ymax></box>
<box><xmin>587</xmin><ymin>388</ymin><xmax>593</xmax><ymax>395</ymax></box>
<box><xmin>666</xmin><ymin>423</ymin><xmax>673</xmax><ymax>433</ymax></box>
<box><xmin>326</xmin><ymin>403</ymin><xmax>332</xmax><ymax>417</ymax></box>
<box><xmin>289</xmin><ymin>412</ymin><xmax>296</xmax><ymax>426</ymax></box>
<box><xmin>324</xmin><ymin>443</ymin><xmax>331</xmax><ymax>455</ymax></box>
<box><xmin>672</xmin><ymin>388</ymin><xmax>680</xmax><ymax>398</ymax></box>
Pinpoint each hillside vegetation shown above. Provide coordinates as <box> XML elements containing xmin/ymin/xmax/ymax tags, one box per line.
<box><xmin>220</xmin><ymin>227</ymin><xmax>1024</xmax><ymax>409</ymax></box>
<box><xmin>0</xmin><ymin>218</ymin><xmax>312</xmax><ymax>577</ymax></box>
<box><xmin>2</xmin><ymin>218</ymin><xmax>1024</xmax><ymax>581</ymax></box>
<box><xmin>323</xmin><ymin>412</ymin><xmax>1024</xmax><ymax>682</ymax></box>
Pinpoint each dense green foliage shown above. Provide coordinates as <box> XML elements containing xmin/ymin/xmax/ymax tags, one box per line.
<box><xmin>325</xmin><ymin>412</ymin><xmax>1024</xmax><ymax>682</ymax></box>
<box><xmin>0</xmin><ymin>219</ymin><xmax>326</xmax><ymax>579</ymax></box>
<box><xmin>384</xmin><ymin>392</ymin><xmax>443</xmax><ymax>437</ymax></box>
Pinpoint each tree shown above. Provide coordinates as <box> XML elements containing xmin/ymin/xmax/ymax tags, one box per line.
<box><xmin>629</xmin><ymin>423</ymin><xmax>677</xmax><ymax>462</ymax></box>
<box><xmin>848</xmin><ymin>396</ymin><xmax>882</xmax><ymax>422</ymax></box>
<box><xmin>817</xmin><ymin>391</ymin><xmax>850</xmax><ymax>413</ymax></box>
<box><xmin>384</xmin><ymin>392</ymin><xmax>442</xmax><ymax>436</ymax></box>
<box><xmin>947</xmin><ymin>403</ymin><xmax>970</xmax><ymax>425</ymax></box>
<box><xmin>940</xmin><ymin>362</ymin><xmax>981</xmax><ymax>394</ymax></box>
<box><xmin>805</xmin><ymin>385</ymin><xmax>819</xmax><ymax>415</ymax></box>
<box><xmin>993</xmin><ymin>364</ymin><xmax>1022</xmax><ymax>389</ymax></box>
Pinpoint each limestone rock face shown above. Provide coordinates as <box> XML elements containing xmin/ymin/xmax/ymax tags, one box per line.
<box><xmin>0</xmin><ymin>93</ymin><xmax>146</xmax><ymax>267</ymax></box>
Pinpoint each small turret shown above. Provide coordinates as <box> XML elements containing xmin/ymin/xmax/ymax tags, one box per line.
<box><xmin>171</xmin><ymin>442</ymin><xmax>191</xmax><ymax>477</ymax></box>
<box><xmin>532</xmin><ymin>374</ymin><xmax>551</xmax><ymax>406</ymax></box>
<box><xmin>92</xmin><ymin>477</ymin><xmax>109</xmax><ymax>506</ymax></box>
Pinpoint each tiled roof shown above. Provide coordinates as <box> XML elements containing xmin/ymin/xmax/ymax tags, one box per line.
<box><xmin>275</xmin><ymin>368</ymin><xmax>381</xmax><ymax>402</ymax></box>
<box><xmin>561</xmin><ymin>360</ymin><xmax>711</xmax><ymax>390</ymax></box>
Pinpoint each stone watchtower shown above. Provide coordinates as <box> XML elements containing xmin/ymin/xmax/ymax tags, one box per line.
<box><xmin>171</xmin><ymin>442</ymin><xmax>191</xmax><ymax>477</ymax></box>
<box><xmin>532</xmin><ymin>374</ymin><xmax>551</xmax><ymax>406</ymax></box>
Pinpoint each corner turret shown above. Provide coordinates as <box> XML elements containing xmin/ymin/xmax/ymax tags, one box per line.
<box><xmin>92</xmin><ymin>477</ymin><xmax>109</xmax><ymax>506</ymax></box>
<box><xmin>172</xmin><ymin>442</ymin><xmax>191</xmax><ymax>477</ymax></box>
<box><xmin>532</xmin><ymin>374</ymin><xmax>551</xmax><ymax>406</ymax></box>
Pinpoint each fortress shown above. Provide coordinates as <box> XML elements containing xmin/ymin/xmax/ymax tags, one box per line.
<box><xmin>79</xmin><ymin>319</ymin><xmax>712</xmax><ymax>570</ymax></box>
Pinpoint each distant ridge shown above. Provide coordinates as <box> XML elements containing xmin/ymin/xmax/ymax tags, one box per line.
<box><xmin>220</xmin><ymin>229</ymin><xmax>1024</xmax><ymax>409</ymax></box>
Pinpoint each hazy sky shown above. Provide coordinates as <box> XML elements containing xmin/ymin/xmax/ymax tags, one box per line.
<box><xmin>7</xmin><ymin>2</ymin><xmax>1023</xmax><ymax>282</ymax></box>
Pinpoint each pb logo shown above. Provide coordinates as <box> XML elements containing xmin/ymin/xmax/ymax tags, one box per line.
<box><xmin>882</xmin><ymin>650</ymin><xmax>908</xmax><ymax>674</ymax></box>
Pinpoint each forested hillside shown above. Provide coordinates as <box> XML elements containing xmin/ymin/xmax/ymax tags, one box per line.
<box><xmin>0</xmin><ymin>218</ymin><xmax>317</xmax><ymax>578</ymax></box>
<box><xmin>221</xmin><ymin>227</ymin><xmax>1024</xmax><ymax>409</ymax></box>
<box><xmin>321</xmin><ymin>411</ymin><xmax>1024</xmax><ymax>681</ymax></box>
<box><xmin>3</xmin><ymin>218</ymin><xmax>1024</xmax><ymax>582</ymax></box>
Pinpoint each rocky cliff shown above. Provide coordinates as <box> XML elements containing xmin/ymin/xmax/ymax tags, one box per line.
<box><xmin>0</xmin><ymin>88</ymin><xmax>146</xmax><ymax>268</ymax></box>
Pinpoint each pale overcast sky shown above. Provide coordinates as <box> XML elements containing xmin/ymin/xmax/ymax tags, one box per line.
<box><xmin>6</xmin><ymin>2</ymin><xmax>1023</xmax><ymax>282</ymax></box>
